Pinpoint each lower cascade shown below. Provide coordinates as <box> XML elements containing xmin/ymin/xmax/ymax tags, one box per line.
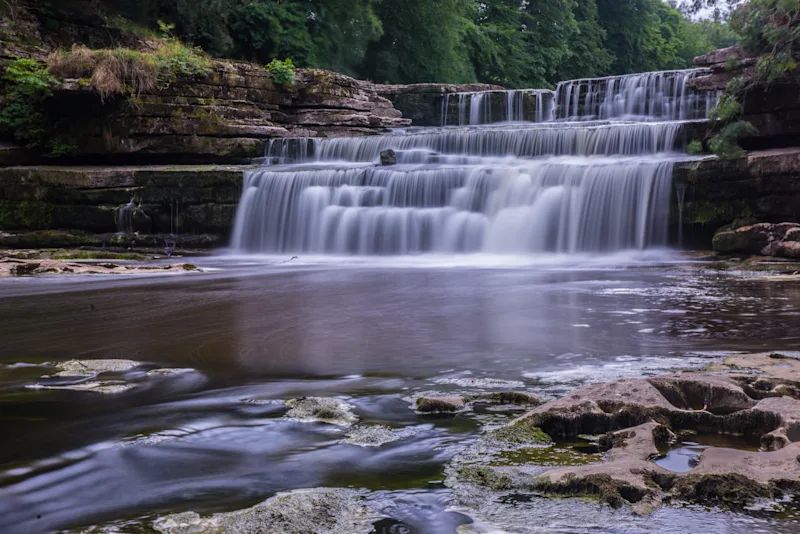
<box><xmin>231</xmin><ymin>69</ymin><xmax>713</xmax><ymax>256</ymax></box>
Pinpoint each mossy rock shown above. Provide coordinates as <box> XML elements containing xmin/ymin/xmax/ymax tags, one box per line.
<box><xmin>487</xmin><ymin>423</ymin><xmax>553</xmax><ymax>445</ymax></box>
<box><xmin>457</xmin><ymin>465</ymin><xmax>513</xmax><ymax>490</ymax></box>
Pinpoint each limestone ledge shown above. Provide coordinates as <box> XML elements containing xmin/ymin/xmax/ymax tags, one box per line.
<box><xmin>0</xmin><ymin>165</ymin><xmax>249</xmax><ymax>240</ymax></box>
<box><xmin>452</xmin><ymin>352</ymin><xmax>800</xmax><ymax>512</ymax></box>
<box><xmin>672</xmin><ymin>148</ymin><xmax>800</xmax><ymax>248</ymax></box>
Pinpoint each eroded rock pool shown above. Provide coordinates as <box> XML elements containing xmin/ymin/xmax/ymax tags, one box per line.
<box><xmin>1</xmin><ymin>255</ymin><xmax>799</xmax><ymax>533</ymax></box>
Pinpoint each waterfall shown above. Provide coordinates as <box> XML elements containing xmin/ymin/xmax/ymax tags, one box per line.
<box><xmin>441</xmin><ymin>90</ymin><xmax>555</xmax><ymax>126</ymax></box>
<box><xmin>231</xmin><ymin>69</ymin><xmax>718</xmax><ymax>256</ymax></box>
<box><xmin>554</xmin><ymin>69</ymin><xmax>719</xmax><ymax>122</ymax></box>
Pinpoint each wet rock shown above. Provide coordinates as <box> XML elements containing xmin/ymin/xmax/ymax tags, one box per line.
<box><xmin>26</xmin><ymin>381</ymin><xmax>136</xmax><ymax>394</ymax></box>
<box><xmin>54</xmin><ymin>359</ymin><xmax>140</xmax><ymax>377</ymax></box>
<box><xmin>379</xmin><ymin>149</ymin><xmax>397</xmax><ymax>166</ymax></box>
<box><xmin>152</xmin><ymin>488</ymin><xmax>381</xmax><ymax>534</ymax></box>
<box><xmin>466</xmin><ymin>392</ymin><xmax>544</xmax><ymax>407</ymax></box>
<box><xmin>447</xmin><ymin>360</ymin><xmax>800</xmax><ymax>512</ymax></box>
<box><xmin>457</xmin><ymin>465</ymin><xmax>513</xmax><ymax>491</ymax></box>
<box><xmin>485</xmin><ymin>423</ymin><xmax>552</xmax><ymax>446</ymax></box>
<box><xmin>0</xmin><ymin>257</ymin><xmax>206</xmax><ymax>277</ymax></box>
<box><xmin>146</xmin><ymin>368</ymin><xmax>197</xmax><ymax>377</ymax></box>
<box><xmin>713</xmin><ymin>223</ymin><xmax>800</xmax><ymax>259</ymax></box>
<box><xmin>415</xmin><ymin>396</ymin><xmax>466</xmax><ymax>413</ymax></box>
<box><xmin>284</xmin><ymin>397</ymin><xmax>358</xmax><ymax>426</ymax></box>
<box><xmin>342</xmin><ymin>425</ymin><xmax>418</xmax><ymax>447</ymax></box>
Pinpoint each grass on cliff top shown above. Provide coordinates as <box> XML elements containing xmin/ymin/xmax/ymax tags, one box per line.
<box><xmin>47</xmin><ymin>40</ymin><xmax>211</xmax><ymax>100</ymax></box>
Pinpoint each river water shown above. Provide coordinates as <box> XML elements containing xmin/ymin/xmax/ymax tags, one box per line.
<box><xmin>1</xmin><ymin>255</ymin><xmax>799</xmax><ymax>533</ymax></box>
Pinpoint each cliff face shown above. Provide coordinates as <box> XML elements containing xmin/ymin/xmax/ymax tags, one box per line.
<box><xmin>690</xmin><ymin>46</ymin><xmax>800</xmax><ymax>150</ymax></box>
<box><xmin>40</xmin><ymin>65</ymin><xmax>412</xmax><ymax>164</ymax></box>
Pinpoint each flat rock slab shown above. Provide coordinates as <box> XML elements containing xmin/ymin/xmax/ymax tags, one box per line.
<box><xmin>0</xmin><ymin>257</ymin><xmax>200</xmax><ymax>277</ymax></box>
<box><xmin>452</xmin><ymin>354</ymin><xmax>800</xmax><ymax>511</ymax></box>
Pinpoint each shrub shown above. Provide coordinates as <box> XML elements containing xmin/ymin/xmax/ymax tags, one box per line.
<box><xmin>47</xmin><ymin>41</ymin><xmax>211</xmax><ymax>100</ymax></box>
<box><xmin>267</xmin><ymin>58</ymin><xmax>296</xmax><ymax>87</ymax></box>
<box><xmin>0</xmin><ymin>57</ymin><xmax>72</xmax><ymax>156</ymax></box>
<box><xmin>687</xmin><ymin>139</ymin><xmax>705</xmax><ymax>155</ymax></box>
<box><xmin>153</xmin><ymin>40</ymin><xmax>211</xmax><ymax>85</ymax></box>
<box><xmin>709</xmin><ymin>121</ymin><xmax>759</xmax><ymax>158</ymax></box>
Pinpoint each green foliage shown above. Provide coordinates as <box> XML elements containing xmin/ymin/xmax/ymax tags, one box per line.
<box><xmin>0</xmin><ymin>57</ymin><xmax>70</xmax><ymax>156</ymax></box>
<box><xmin>709</xmin><ymin>121</ymin><xmax>759</xmax><ymax>158</ymax></box>
<box><xmin>40</xmin><ymin>0</ymin><xmax>727</xmax><ymax>86</ymax></box>
<box><xmin>687</xmin><ymin>139</ymin><xmax>706</xmax><ymax>155</ymax></box>
<box><xmin>153</xmin><ymin>40</ymin><xmax>212</xmax><ymax>83</ymax></box>
<box><xmin>157</xmin><ymin>19</ymin><xmax>176</xmax><ymax>38</ymax></box>
<box><xmin>3</xmin><ymin>58</ymin><xmax>59</xmax><ymax>92</ymax></box>
<box><xmin>709</xmin><ymin>93</ymin><xmax>743</xmax><ymax>122</ymax></box>
<box><xmin>266</xmin><ymin>58</ymin><xmax>296</xmax><ymax>87</ymax></box>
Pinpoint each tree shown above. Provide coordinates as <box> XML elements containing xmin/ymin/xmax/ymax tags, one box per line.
<box><xmin>554</xmin><ymin>0</ymin><xmax>613</xmax><ymax>81</ymax></box>
<box><xmin>361</xmin><ymin>0</ymin><xmax>476</xmax><ymax>84</ymax></box>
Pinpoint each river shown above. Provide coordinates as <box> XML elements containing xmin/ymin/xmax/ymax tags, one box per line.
<box><xmin>1</xmin><ymin>255</ymin><xmax>799</xmax><ymax>533</ymax></box>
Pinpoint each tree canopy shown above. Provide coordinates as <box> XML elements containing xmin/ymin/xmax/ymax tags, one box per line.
<box><xmin>46</xmin><ymin>0</ymin><xmax>738</xmax><ymax>88</ymax></box>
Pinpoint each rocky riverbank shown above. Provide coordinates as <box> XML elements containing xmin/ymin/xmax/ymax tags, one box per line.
<box><xmin>58</xmin><ymin>351</ymin><xmax>800</xmax><ymax>533</ymax></box>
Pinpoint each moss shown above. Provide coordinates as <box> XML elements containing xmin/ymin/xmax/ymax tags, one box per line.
<box><xmin>0</xmin><ymin>200</ymin><xmax>54</xmax><ymax>230</ymax></box>
<box><xmin>415</xmin><ymin>397</ymin><xmax>463</xmax><ymax>413</ymax></box>
<box><xmin>493</xmin><ymin>443</ymin><xmax>602</xmax><ymax>468</ymax></box>
<box><xmin>487</xmin><ymin>423</ymin><xmax>553</xmax><ymax>445</ymax></box>
<box><xmin>532</xmin><ymin>474</ymin><xmax>647</xmax><ymax>509</ymax></box>
<box><xmin>458</xmin><ymin>465</ymin><xmax>513</xmax><ymax>490</ymax></box>
<box><xmin>51</xmin><ymin>250</ymin><xmax>147</xmax><ymax>261</ymax></box>
<box><xmin>671</xmin><ymin>474</ymin><xmax>776</xmax><ymax>507</ymax></box>
<box><xmin>0</xmin><ymin>231</ymin><xmax>104</xmax><ymax>249</ymax></box>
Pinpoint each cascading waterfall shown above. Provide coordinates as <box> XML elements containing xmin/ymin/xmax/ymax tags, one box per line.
<box><xmin>231</xmin><ymin>69</ymin><xmax>717</xmax><ymax>256</ymax></box>
<box><xmin>554</xmin><ymin>69</ymin><xmax>719</xmax><ymax>121</ymax></box>
<box><xmin>441</xmin><ymin>90</ymin><xmax>555</xmax><ymax>126</ymax></box>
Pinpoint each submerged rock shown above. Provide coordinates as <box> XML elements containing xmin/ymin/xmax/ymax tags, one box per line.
<box><xmin>26</xmin><ymin>381</ymin><xmax>136</xmax><ymax>394</ymax></box>
<box><xmin>466</xmin><ymin>392</ymin><xmax>544</xmax><ymax>407</ymax></box>
<box><xmin>284</xmin><ymin>397</ymin><xmax>358</xmax><ymax>426</ymax></box>
<box><xmin>342</xmin><ymin>425</ymin><xmax>420</xmax><ymax>447</ymax></box>
<box><xmin>415</xmin><ymin>396</ymin><xmax>466</xmax><ymax>413</ymax></box>
<box><xmin>152</xmin><ymin>488</ymin><xmax>381</xmax><ymax>534</ymax></box>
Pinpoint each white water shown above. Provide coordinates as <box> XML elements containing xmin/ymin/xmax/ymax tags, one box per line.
<box><xmin>235</xmin><ymin>69</ymin><xmax>716</xmax><ymax>256</ymax></box>
<box><xmin>441</xmin><ymin>89</ymin><xmax>555</xmax><ymax>126</ymax></box>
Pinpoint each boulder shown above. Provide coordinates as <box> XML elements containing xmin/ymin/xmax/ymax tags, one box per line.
<box><xmin>415</xmin><ymin>396</ymin><xmax>466</xmax><ymax>413</ymax></box>
<box><xmin>379</xmin><ymin>149</ymin><xmax>397</xmax><ymax>166</ymax></box>
<box><xmin>712</xmin><ymin>222</ymin><xmax>800</xmax><ymax>258</ymax></box>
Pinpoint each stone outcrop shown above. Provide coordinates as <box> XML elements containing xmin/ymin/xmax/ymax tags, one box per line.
<box><xmin>713</xmin><ymin>222</ymin><xmax>800</xmax><ymax>258</ymax></box>
<box><xmin>673</xmin><ymin>148</ymin><xmax>800</xmax><ymax>247</ymax></box>
<box><xmin>46</xmin><ymin>64</ymin><xmax>411</xmax><ymax>164</ymax></box>
<box><xmin>450</xmin><ymin>352</ymin><xmax>800</xmax><ymax>512</ymax></box>
<box><xmin>689</xmin><ymin>46</ymin><xmax>758</xmax><ymax>92</ymax></box>
<box><xmin>0</xmin><ymin>165</ymin><xmax>247</xmax><ymax>246</ymax></box>
<box><xmin>690</xmin><ymin>46</ymin><xmax>800</xmax><ymax>150</ymax></box>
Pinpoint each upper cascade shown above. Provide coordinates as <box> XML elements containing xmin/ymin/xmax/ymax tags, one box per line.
<box><xmin>231</xmin><ymin>68</ymin><xmax>719</xmax><ymax>256</ymax></box>
<box><xmin>554</xmin><ymin>68</ymin><xmax>718</xmax><ymax>122</ymax></box>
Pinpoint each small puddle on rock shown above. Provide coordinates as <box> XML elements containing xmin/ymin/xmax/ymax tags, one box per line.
<box><xmin>654</xmin><ymin>433</ymin><xmax>762</xmax><ymax>473</ymax></box>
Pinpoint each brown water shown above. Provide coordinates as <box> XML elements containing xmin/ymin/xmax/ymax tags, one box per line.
<box><xmin>1</xmin><ymin>255</ymin><xmax>799</xmax><ymax>533</ymax></box>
